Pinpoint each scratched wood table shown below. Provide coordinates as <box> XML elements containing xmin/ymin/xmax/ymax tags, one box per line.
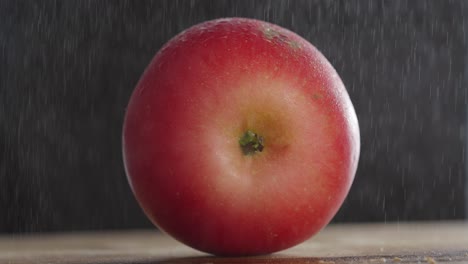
<box><xmin>0</xmin><ymin>222</ymin><xmax>467</xmax><ymax>264</ymax></box>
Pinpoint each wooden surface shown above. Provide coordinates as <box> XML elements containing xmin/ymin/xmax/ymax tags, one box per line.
<box><xmin>0</xmin><ymin>222</ymin><xmax>467</xmax><ymax>264</ymax></box>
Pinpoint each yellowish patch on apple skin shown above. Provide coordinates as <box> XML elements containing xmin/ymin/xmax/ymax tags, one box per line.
<box><xmin>263</xmin><ymin>27</ymin><xmax>278</xmax><ymax>40</ymax></box>
<box><xmin>262</xmin><ymin>27</ymin><xmax>301</xmax><ymax>51</ymax></box>
<box><xmin>219</xmin><ymin>76</ymin><xmax>317</xmax><ymax>175</ymax></box>
<box><xmin>312</xmin><ymin>93</ymin><xmax>323</xmax><ymax>100</ymax></box>
<box><xmin>240</xmin><ymin>107</ymin><xmax>292</xmax><ymax>154</ymax></box>
<box><xmin>231</xmin><ymin>82</ymin><xmax>302</xmax><ymax>163</ymax></box>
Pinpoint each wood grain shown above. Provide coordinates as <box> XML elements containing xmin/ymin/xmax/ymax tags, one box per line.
<box><xmin>0</xmin><ymin>222</ymin><xmax>467</xmax><ymax>264</ymax></box>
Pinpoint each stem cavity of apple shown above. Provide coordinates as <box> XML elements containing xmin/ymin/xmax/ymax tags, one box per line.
<box><xmin>239</xmin><ymin>130</ymin><xmax>264</xmax><ymax>155</ymax></box>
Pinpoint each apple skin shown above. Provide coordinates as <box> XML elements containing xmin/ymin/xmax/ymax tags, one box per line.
<box><xmin>123</xmin><ymin>18</ymin><xmax>360</xmax><ymax>256</ymax></box>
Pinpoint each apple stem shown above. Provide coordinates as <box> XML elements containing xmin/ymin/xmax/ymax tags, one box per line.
<box><xmin>239</xmin><ymin>130</ymin><xmax>264</xmax><ymax>155</ymax></box>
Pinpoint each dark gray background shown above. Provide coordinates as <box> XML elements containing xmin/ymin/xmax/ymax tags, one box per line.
<box><xmin>0</xmin><ymin>0</ymin><xmax>466</xmax><ymax>233</ymax></box>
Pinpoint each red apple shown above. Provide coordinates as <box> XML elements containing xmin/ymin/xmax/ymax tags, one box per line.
<box><xmin>123</xmin><ymin>18</ymin><xmax>360</xmax><ymax>256</ymax></box>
